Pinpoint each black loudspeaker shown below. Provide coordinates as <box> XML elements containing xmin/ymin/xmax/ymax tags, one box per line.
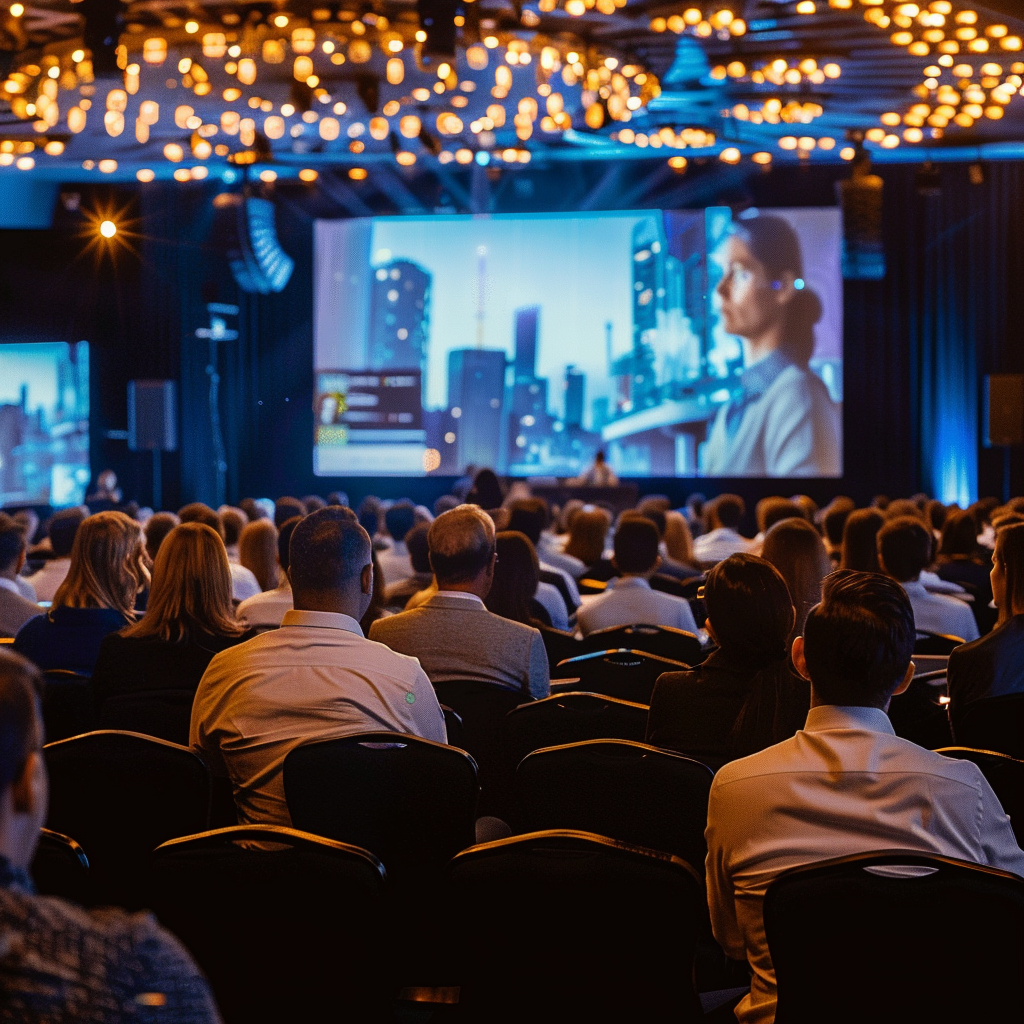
<box><xmin>985</xmin><ymin>374</ymin><xmax>1024</xmax><ymax>447</ymax></box>
<box><xmin>211</xmin><ymin>193</ymin><xmax>294</xmax><ymax>294</ymax></box>
<box><xmin>835</xmin><ymin>162</ymin><xmax>885</xmax><ymax>281</ymax></box>
<box><xmin>128</xmin><ymin>380</ymin><xmax>178</xmax><ymax>452</ymax></box>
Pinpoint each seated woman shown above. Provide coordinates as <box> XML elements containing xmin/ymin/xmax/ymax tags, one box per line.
<box><xmin>484</xmin><ymin>531</ymin><xmax>551</xmax><ymax>629</ymax></box>
<box><xmin>92</xmin><ymin>522</ymin><xmax>252</xmax><ymax>738</ymax></box>
<box><xmin>14</xmin><ymin>511</ymin><xmax>146</xmax><ymax>675</ymax></box>
<box><xmin>948</xmin><ymin>522</ymin><xmax>1024</xmax><ymax>734</ymax></box>
<box><xmin>840</xmin><ymin>508</ymin><xmax>885</xmax><ymax>572</ymax></box>
<box><xmin>761</xmin><ymin>517</ymin><xmax>832</xmax><ymax>643</ymax></box>
<box><xmin>645</xmin><ymin>553</ymin><xmax>809</xmax><ymax>769</ymax></box>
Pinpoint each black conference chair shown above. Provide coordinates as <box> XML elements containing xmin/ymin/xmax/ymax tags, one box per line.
<box><xmin>439</xmin><ymin>704</ymin><xmax>465</xmax><ymax>749</ymax></box>
<box><xmin>764</xmin><ymin>850</ymin><xmax>1024</xmax><ymax>1024</ymax></box>
<box><xmin>148</xmin><ymin>826</ymin><xmax>392</xmax><ymax>1024</ymax></box>
<box><xmin>553</xmin><ymin>648</ymin><xmax>689</xmax><ymax>704</ymax></box>
<box><xmin>41</xmin><ymin>670</ymin><xmax>95</xmax><ymax>742</ymax></box>
<box><xmin>581</xmin><ymin>623</ymin><xmax>704</xmax><ymax>665</ymax></box>
<box><xmin>537</xmin><ymin>624</ymin><xmax>583</xmax><ymax>675</ymax></box>
<box><xmin>31</xmin><ymin>828</ymin><xmax>89</xmax><ymax>904</ymax></box>
<box><xmin>913</xmin><ymin>630</ymin><xmax>964</xmax><ymax>655</ymax></box>
<box><xmin>447</xmin><ymin>830</ymin><xmax>706</xmax><ymax>1023</ymax></box>
<box><xmin>503</xmin><ymin>691</ymin><xmax>649</xmax><ymax>770</ymax></box>
<box><xmin>97</xmin><ymin>688</ymin><xmax>195</xmax><ymax>746</ymax></box>
<box><xmin>514</xmin><ymin>740</ymin><xmax>713</xmax><ymax>868</ymax></box>
<box><xmin>887</xmin><ymin>671</ymin><xmax>951</xmax><ymax>749</ymax></box>
<box><xmin>433</xmin><ymin>680</ymin><xmax>531</xmax><ymax>818</ymax></box>
<box><xmin>44</xmin><ymin>730</ymin><xmax>211</xmax><ymax>907</ymax></box>
<box><xmin>955</xmin><ymin>692</ymin><xmax>1024</xmax><ymax>759</ymax></box>
<box><xmin>937</xmin><ymin>746</ymin><xmax>1024</xmax><ymax>846</ymax></box>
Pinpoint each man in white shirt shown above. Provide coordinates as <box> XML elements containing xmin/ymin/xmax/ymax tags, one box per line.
<box><xmin>26</xmin><ymin>507</ymin><xmax>85</xmax><ymax>603</ymax></box>
<box><xmin>577</xmin><ymin>517</ymin><xmax>699</xmax><ymax>637</ymax></box>
<box><xmin>191</xmin><ymin>506</ymin><xmax>446</xmax><ymax>827</ymax></box>
<box><xmin>509</xmin><ymin>499</ymin><xmax>586</xmax><ymax>582</ymax></box>
<box><xmin>878</xmin><ymin>515</ymin><xmax>979</xmax><ymax>642</ymax></box>
<box><xmin>706</xmin><ymin>571</ymin><xmax>1023</xmax><ymax>1024</ymax></box>
<box><xmin>377</xmin><ymin>501</ymin><xmax>416</xmax><ymax>588</ymax></box>
<box><xmin>0</xmin><ymin>515</ymin><xmax>39</xmax><ymax>638</ymax></box>
<box><xmin>178</xmin><ymin>503</ymin><xmax>260</xmax><ymax>602</ymax></box>
<box><xmin>237</xmin><ymin>516</ymin><xmax>302</xmax><ymax>628</ymax></box>
<box><xmin>693</xmin><ymin>494</ymin><xmax>752</xmax><ymax>567</ymax></box>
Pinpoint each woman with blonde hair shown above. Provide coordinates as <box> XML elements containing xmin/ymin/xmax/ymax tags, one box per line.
<box><xmin>91</xmin><ymin>522</ymin><xmax>253</xmax><ymax>742</ymax></box>
<box><xmin>239</xmin><ymin>518</ymin><xmax>279</xmax><ymax>592</ymax></box>
<box><xmin>663</xmin><ymin>510</ymin><xmax>698</xmax><ymax>569</ymax></box>
<box><xmin>14</xmin><ymin>511</ymin><xmax>147</xmax><ymax>674</ymax></box>
<box><xmin>563</xmin><ymin>507</ymin><xmax>611</xmax><ymax>571</ymax></box>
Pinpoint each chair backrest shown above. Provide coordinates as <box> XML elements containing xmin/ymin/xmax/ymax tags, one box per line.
<box><xmin>936</xmin><ymin>746</ymin><xmax>1024</xmax><ymax>846</ymax></box>
<box><xmin>447</xmin><ymin>829</ymin><xmax>705</xmax><ymax>1022</ymax></box>
<box><xmin>913</xmin><ymin>630</ymin><xmax>963</xmax><ymax>655</ymax></box>
<box><xmin>31</xmin><ymin>828</ymin><xmax>89</xmax><ymax>904</ymax></box>
<box><xmin>887</xmin><ymin>675</ymin><xmax>951</xmax><ymax>749</ymax></box>
<box><xmin>764</xmin><ymin>850</ymin><xmax>1024</xmax><ymax>1024</ymax></box>
<box><xmin>283</xmin><ymin>731</ymin><xmax>479</xmax><ymax>883</ymax></box>
<box><xmin>439</xmin><ymin>704</ymin><xmax>465</xmax><ymax>749</ymax></box>
<box><xmin>514</xmin><ymin>740</ymin><xmax>713</xmax><ymax>868</ymax></box>
<box><xmin>955</xmin><ymin>693</ymin><xmax>1024</xmax><ymax>759</ymax></box>
<box><xmin>503</xmin><ymin>691</ymin><xmax>649</xmax><ymax>769</ymax></box>
<box><xmin>581</xmin><ymin>623</ymin><xmax>703</xmax><ymax>665</ymax></box>
<box><xmin>537</xmin><ymin>624</ymin><xmax>584</xmax><ymax>674</ymax></box>
<box><xmin>97</xmin><ymin>688</ymin><xmax>195</xmax><ymax>746</ymax></box>
<box><xmin>41</xmin><ymin>670</ymin><xmax>95</xmax><ymax>743</ymax></box>
<box><xmin>44</xmin><ymin>730</ymin><xmax>211</xmax><ymax>907</ymax></box>
<box><xmin>149</xmin><ymin>826</ymin><xmax>391</xmax><ymax>1024</ymax></box>
<box><xmin>553</xmin><ymin>648</ymin><xmax>688</xmax><ymax>703</ymax></box>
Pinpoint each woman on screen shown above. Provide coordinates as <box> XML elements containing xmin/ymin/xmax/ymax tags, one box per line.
<box><xmin>701</xmin><ymin>213</ymin><xmax>841</xmax><ymax>478</ymax></box>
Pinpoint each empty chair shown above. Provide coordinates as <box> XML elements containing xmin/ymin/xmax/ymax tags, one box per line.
<box><xmin>955</xmin><ymin>692</ymin><xmax>1024</xmax><ymax>759</ymax></box>
<box><xmin>41</xmin><ymin>670</ymin><xmax>95</xmax><ymax>742</ymax></box>
<box><xmin>553</xmin><ymin>648</ymin><xmax>689</xmax><ymax>704</ymax></box>
<box><xmin>97</xmin><ymin>688</ymin><xmax>194</xmax><ymax>746</ymax></box>
<box><xmin>913</xmin><ymin>630</ymin><xmax>963</xmax><ymax>655</ymax></box>
<box><xmin>764</xmin><ymin>851</ymin><xmax>1024</xmax><ymax>1024</ymax></box>
<box><xmin>504</xmin><ymin>692</ymin><xmax>648</xmax><ymax>770</ymax></box>
<box><xmin>44</xmin><ymin>730</ymin><xmax>211</xmax><ymax>907</ymax></box>
<box><xmin>148</xmin><ymin>826</ymin><xmax>392</xmax><ymax>1024</ymax></box>
<box><xmin>581</xmin><ymin>623</ymin><xmax>704</xmax><ymax>665</ymax></box>
<box><xmin>537</xmin><ymin>623</ymin><xmax>583</xmax><ymax>674</ymax></box>
<box><xmin>936</xmin><ymin>746</ymin><xmax>1024</xmax><ymax>846</ymax></box>
<box><xmin>31</xmin><ymin>828</ymin><xmax>89</xmax><ymax>904</ymax></box>
<box><xmin>447</xmin><ymin>830</ymin><xmax>706</xmax><ymax>1023</ymax></box>
<box><xmin>514</xmin><ymin>740</ymin><xmax>713</xmax><ymax>868</ymax></box>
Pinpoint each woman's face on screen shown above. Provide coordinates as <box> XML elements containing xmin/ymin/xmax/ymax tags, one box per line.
<box><xmin>715</xmin><ymin>235</ymin><xmax>784</xmax><ymax>341</ymax></box>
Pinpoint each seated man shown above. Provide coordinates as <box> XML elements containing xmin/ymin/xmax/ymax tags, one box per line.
<box><xmin>693</xmin><ymin>494</ymin><xmax>751</xmax><ymax>566</ymax></box>
<box><xmin>192</xmin><ymin>507</ymin><xmax>445</xmax><ymax>827</ymax></box>
<box><xmin>237</xmin><ymin>516</ymin><xmax>301</xmax><ymax>628</ymax></box>
<box><xmin>576</xmin><ymin>517</ymin><xmax>699</xmax><ymax>637</ymax></box>
<box><xmin>706</xmin><ymin>571</ymin><xmax>1024</xmax><ymax>1024</ymax></box>
<box><xmin>0</xmin><ymin>649</ymin><xmax>221</xmax><ymax>1021</ymax></box>
<box><xmin>178</xmin><ymin>503</ymin><xmax>261</xmax><ymax>603</ymax></box>
<box><xmin>26</xmin><ymin>507</ymin><xmax>85</xmax><ymax>603</ymax></box>
<box><xmin>878</xmin><ymin>515</ymin><xmax>979</xmax><ymax>642</ymax></box>
<box><xmin>384</xmin><ymin>522</ymin><xmax>434</xmax><ymax>611</ymax></box>
<box><xmin>377</xmin><ymin>500</ymin><xmax>416</xmax><ymax>588</ymax></box>
<box><xmin>370</xmin><ymin>505</ymin><xmax>550</xmax><ymax>699</ymax></box>
<box><xmin>0</xmin><ymin>514</ymin><xmax>40</xmax><ymax>638</ymax></box>
<box><xmin>508</xmin><ymin>498</ymin><xmax>586</xmax><ymax>595</ymax></box>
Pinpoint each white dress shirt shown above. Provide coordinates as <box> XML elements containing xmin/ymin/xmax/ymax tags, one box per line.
<box><xmin>190</xmin><ymin>609</ymin><xmax>446</xmax><ymax>827</ymax></box>
<box><xmin>237</xmin><ymin>578</ymin><xmax>293</xmax><ymax>628</ymax></box>
<box><xmin>576</xmin><ymin>576</ymin><xmax>698</xmax><ymax>637</ymax></box>
<box><xmin>706</xmin><ymin>705</ymin><xmax>1024</xmax><ymax>1024</ymax></box>
<box><xmin>901</xmin><ymin>579</ymin><xmax>980</xmax><ymax>643</ymax></box>
<box><xmin>229</xmin><ymin>562</ymin><xmax>262</xmax><ymax>602</ymax></box>
<box><xmin>692</xmin><ymin>527</ymin><xmax>752</xmax><ymax>565</ymax></box>
<box><xmin>377</xmin><ymin>541</ymin><xmax>414</xmax><ymax>588</ymax></box>
<box><xmin>26</xmin><ymin>558</ymin><xmax>70</xmax><ymax>603</ymax></box>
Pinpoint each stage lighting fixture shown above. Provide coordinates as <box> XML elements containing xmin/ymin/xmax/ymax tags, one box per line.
<box><xmin>99</xmin><ymin>219</ymin><xmax>116</xmax><ymax>238</ymax></box>
<box><xmin>416</xmin><ymin>0</ymin><xmax>458</xmax><ymax>57</ymax></box>
<box><xmin>211</xmin><ymin>193</ymin><xmax>294</xmax><ymax>294</ymax></box>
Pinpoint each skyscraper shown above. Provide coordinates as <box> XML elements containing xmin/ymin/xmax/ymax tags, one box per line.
<box><xmin>368</xmin><ymin>259</ymin><xmax>431</xmax><ymax>382</ymax></box>
<box><xmin>564</xmin><ymin>365</ymin><xmax>585</xmax><ymax>429</ymax></box>
<box><xmin>447</xmin><ymin>348</ymin><xmax>507</xmax><ymax>471</ymax></box>
<box><xmin>513</xmin><ymin>305</ymin><xmax>540</xmax><ymax>381</ymax></box>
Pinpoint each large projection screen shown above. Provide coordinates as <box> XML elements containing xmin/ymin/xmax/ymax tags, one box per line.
<box><xmin>314</xmin><ymin>208</ymin><xmax>842</xmax><ymax>478</ymax></box>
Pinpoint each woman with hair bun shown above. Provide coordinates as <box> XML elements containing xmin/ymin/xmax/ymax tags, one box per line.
<box><xmin>702</xmin><ymin>213</ymin><xmax>841</xmax><ymax>477</ymax></box>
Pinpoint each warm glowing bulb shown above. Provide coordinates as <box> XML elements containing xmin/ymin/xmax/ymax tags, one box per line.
<box><xmin>100</xmin><ymin>220</ymin><xmax>117</xmax><ymax>238</ymax></box>
<box><xmin>10</xmin><ymin>3</ymin><xmax>24</xmax><ymax>16</ymax></box>
<box><xmin>137</xmin><ymin>168</ymin><xmax>155</xmax><ymax>182</ymax></box>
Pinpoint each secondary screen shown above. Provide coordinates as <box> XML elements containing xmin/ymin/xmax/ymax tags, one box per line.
<box><xmin>314</xmin><ymin>209</ymin><xmax>842</xmax><ymax>478</ymax></box>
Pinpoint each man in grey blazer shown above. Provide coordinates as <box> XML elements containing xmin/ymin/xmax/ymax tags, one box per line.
<box><xmin>370</xmin><ymin>505</ymin><xmax>550</xmax><ymax>700</ymax></box>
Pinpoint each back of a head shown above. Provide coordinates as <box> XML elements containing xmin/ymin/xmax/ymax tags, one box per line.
<box><xmin>356</xmin><ymin>496</ymin><xmax>382</xmax><ymax>539</ymax></box>
<box><xmin>0</xmin><ymin>513</ymin><xmax>25</xmax><ymax>574</ymax></box>
<box><xmin>277</xmin><ymin>516</ymin><xmax>302</xmax><ymax>573</ymax></box>
<box><xmin>757</xmin><ymin>497</ymin><xmax>805</xmax><ymax>535</ymax></box>
<box><xmin>177</xmin><ymin>503</ymin><xmax>223</xmax><ymax>538</ymax></box>
<box><xmin>663</xmin><ymin>510</ymin><xmax>695</xmax><ymax>566</ymax></box>
<box><xmin>841</xmin><ymin>508</ymin><xmax>885</xmax><ymax>573</ymax></box>
<box><xmin>144</xmin><ymin>511</ymin><xmax>180</xmax><ymax>562</ymax></box>
<box><xmin>803</xmin><ymin>570</ymin><xmax>915</xmax><ymax>708</ymax></box>
<box><xmin>466</xmin><ymin>469</ymin><xmax>504</xmax><ymax>511</ymax></box>
<box><xmin>823</xmin><ymin>504</ymin><xmax>852</xmax><ymax>548</ymax></box>
<box><xmin>404</xmin><ymin>522</ymin><xmax>432</xmax><ymax>574</ymax></box>
<box><xmin>613</xmin><ymin>516</ymin><xmax>660</xmax><ymax>575</ymax></box>
<box><xmin>507</xmin><ymin>498</ymin><xmax>547</xmax><ymax>545</ymax></box>
<box><xmin>428</xmin><ymin>505</ymin><xmax>496</xmax><ymax>585</ymax></box>
<box><xmin>0</xmin><ymin>649</ymin><xmax>42</xmax><ymax>800</ymax></box>
<box><xmin>326</xmin><ymin>491</ymin><xmax>349</xmax><ymax>508</ymax></box>
<box><xmin>791</xmin><ymin>494</ymin><xmax>818</xmax><ymax>521</ymax></box>
<box><xmin>637</xmin><ymin>496</ymin><xmax>671</xmax><ymax>515</ymax></box>
<box><xmin>219</xmin><ymin>507</ymin><xmax>247</xmax><ymax>548</ymax></box>
<box><xmin>637</xmin><ymin>507</ymin><xmax>667</xmax><ymax>540</ymax></box>
<box><xmin>240</xmin><ymin>519</ymin><xmax>280</xmax><ymax>592</ymax></box>
<box><xmin>434</xmin><ymin>494</ymin><xmax>460</xmax><ymax>517</ymax></box>
<box><xmin>238</xmin><ymin>498</ymin><xmax>267</xmax><ymax>522</ymax></box>
<box><xmin>938</xmin><ymin>510</ymin><xmax>979</xmax><ymax>559</ymax></box>
<box><xmin>275</xmin><ymin>497</ymin><xmax>307</xmax><ymax>529</ymax></box>
<box><xmin>302</xmin><ymin>495</ymin><xmax>327</xmax><ymax>514</ymax></box>
<box><xmin>485</xmin><ymin>531</ymin><xmax>540</xmax><ymax>624</ymax></box>
<box><xmin>926</xmin><ymin>499</ymin><xmax>948</xmax><ymax>533</ymax></box>
<box><xmin>712</xmin><ymin>494</ymin><xmax>745</xmax><ymax>531</ymax></box>
<box><xmin>289</xmin><ymin>506</ymin><xmax>370</xmax><ymax>598</ymax></box>
<box><xmin>878</xmin><ymin>515</ymin><xmax>933</xmax><ymax>583</ymax></box>
<box><xmin>884</xmin><ymin>498</ymin><xmax>923</xmax><ymax>521</ymax></box>
<box><xmin>761</xmin><ymin>518</ymin><xmax>832</xmax><ymax>636</ymax></box>
<box><xmin>565</xmin><ymin>507</ymin><xmax>611</xmax><ymax>566</ymax></box>
<box><xmin>54</xmin><ymin>510</ymin><xmax>143</xmax><ymax>618</ymax></box>
<box><xmin>384</xmin><ymin>500</ymin><xmax>416</xmax><ymax>543</ymax></box>
<box><xmin>48</xmin><ymin>507</ymin><xmax>86</xmax><ymax>558</ymax></box>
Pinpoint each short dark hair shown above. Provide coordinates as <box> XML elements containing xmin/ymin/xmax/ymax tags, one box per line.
<box><xmin>938</xmin><ymin>510</ymin><xmax>978</xmax><ymax>559</ymax></box>
<box><xmin>405</xmin><ymin>522</ymin><xmax>432</xmax><ymax>574</ymax></box>
<box><xmin>275</xmin><ymin>497</ymin><xmax>307</xmax><ymax>528</ymax></box>
<box><xmin>302</xmin><ymin>495</ymin><xmax>327</xmax><ymax>514</ymax></box>
<box><xmin>277</xmin><ymin>516</ymin><xmax>302</xmax><ymax>573</ymax></box>
<box><xmin>637</xmin><ymin>507</ymin><xmax>667</xmax><ymax>539</ymax></box>
<box><xmin>48</xmin><ymin>507</ymin><xmax>86</xmax><ymax>558</ymax></box>
<box><xmin>711</xmin><ymin>494</ymin><xmax>745</xmax><ymax>531</ymax></box>
<box><xmin>428</xmin><ymin>505</ymin><xmax>495</xmax><ymax>585</ymax></box>
<box><xmin>803</xmin><ymin>570</ymin><xmax>915</xmax><ymax>707</ymax></box>
<box><xmin>823</xmin><ymin>505</ymin><xmax>852</xmax><ymax>547</ymax></box>
<box><xmin>177</xmin><ymin>503</ymin><xmax>224</xmax><ymax>538</ymax></box>
<box><xmin>220</xmin><ymin>507</ymin><xmax>247</xmax><ymax>548</ymax></box>
<box><xmin>613</xmin><ymin>517</ymin><xmax>660</xmax><ymax>575</ymax></box>
<box><xmin>288</xmin><ymin>507</ymin><xmax>370</xmax><ymax>595</ymax></box>
<box><xmin>385</xmin><ymin>501</ymin><xmax>416</xmax><ymax>544</ymax></box>
<box><xmin>326</xmin><ymin>491</ymin><xmax>349</xmax><ymax>507</ymax></box>
<box><xmin>0</xmin><ymin>649</ymin><xmax>42</xmax><ymax>795</ymax></box>
<box><xmin>878</xmin><ymin>516</ymin><xmax>933</xmax><ymax>582</ymax></box>
<box><xmin>507</xmin><ymin>498</ymin><xmax>548</xmax><ymax>545</ymax></box>
<box><xmin>0</xmin><ymin>513</ymin><xmax>25</xmax><ymax>573</ymax></box>
<box><xmin>144</xmin><ymin>512</ymin><xmax>179</xmax><ymax>562</ymax></box>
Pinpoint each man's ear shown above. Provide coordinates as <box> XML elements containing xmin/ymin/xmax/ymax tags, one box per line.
<box><xmin>792</xmin><ymin>635</ymin><xmax>812</xmax><ymax>682</ymax></box>
<box><xmin>361</xmin><ymin>563</ymin><xmax>374</xmax><ymax>595</ymax></box>
<box><xmin>893</xmin><ymin>661</ymin><xmax>915</xmax><ymax>697</ymax></box>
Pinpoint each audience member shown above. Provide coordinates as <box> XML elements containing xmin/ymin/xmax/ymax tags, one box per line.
<box><xmin>15</xmin><ymin>512</ymin><xmax>146</xmax><ymax>674</ymax></box>
<box><xmin>761</xmin><ymin>517</ymin><xmax>832</xmax><ymax>641</ymax></box>
<box><xmin>663</xmin><ymin>510</ymin><xmax>698</xmax><ymax>570</ymax></box>
<box><xmin>0</xmin><ymin>514</ymin><xmax>39</xmax><ymax>638</ymax></box>
<box><xmin>465</xmin><ymin>468</ymin><xmax>504</xmax><ymax>511</ymax></box>
<box><xmin>384</xmin><ymin>523</ymin><xmax>434</xmax><ymax>612</ymax></box>
<box><xmin>635</xmin><ymin>507</ymin><xmax>702</xmax><ymax>581</ymax></box>
<box><xmin>178</xmin><ymin>503</ymin><xmax>260</xmax><ymax>602</ymax></box>
<box><xmin>563</xmin><ymin>507</ymin><xmax>611</xmax><ymax>570</ymax></box>
<box><xmin>646</xmin><ymin>554</ymin><xmax>807</xmax><ymax>768</ymax></box>
<box><xmin>948</xmin><ymin>522</ymin><xmax>1024</xmax><ymax>731</ymax></box>
<box><xmin>936</xmin><ymin>509</ymin><xmax>993</xmax><ymax>597</ymax></box>
<box><xmin>12</xmin><ymin>509</ymin><xmax>39</xmax><ymax>550</ymax></box>
<box><xmin>239</xmin><ymin>519</ymin><xmax>279</xmax><ymax>592</ymax></box>
<box><xmin>0</xmin><ymin>649</ymin><xmax>222</xmax><ymax>1020</ymax></box>
<box><xmin>484</xmin><ymin>530</ymin><xmax>553</xmax><ymax>629</ymax></box>
<box><xmin>878</xmin><ymin>516</ymin><xmax>979</xmax><ymax>641</ymax></box>
<box><xmin>93</xmin><ymin>523</ymin><xmax>252</xmax><ymax>722</ymax></box>
<box><xmin>356</xmin><ymin>497</ymin><xmax>387</xmax><ymax>551</ymax></box>
<box><xmin>378</xmin><ymin>501</ymin><xmax>417</xmax><ymax>587</ymax></box>
<box><xmin>26</xmin><ymin>507</ymin><xmax>85</xmax><ymax>602</ymax></box>
<box><xmin>144</xmin><ymin>511</ymin><xmax>179</xmax><ymax>563</ymax></box>
<box><xmin>750</xmin><ymin>497</ymin><xmax>805</xmax><ymax>554</ymax></box>
<box><xmin>370</xmin><ymin>505</ymin><xmax>549</xmax><ymax>699</ymax></box>
<box><xmin>840</xmin><ymin>507</ymin><xmax>885</xmax><ymax>572</ymax></box>
<box><xmin>359</xmin><ymin>551</ymin><xmax>387</xmax><ymax>635</ymax></box>
<box><xmin>509</xmin><ymin>498</ymin><xmax>586</xmax><ymax>583</ymax></box>
<box><xmin>274</xmin><ymin>496</ymin><xmax>307</xmax><ymax>528</ymax></box>
<box><xmin>706</xmin><ymin>571</ymin><xmax>1024</xmax><ymax>1024</ymax></box>
<box><xmin>218</xmin><ymin>506</ymin><xmax>247</xmax><ymax>562</ymax></box>
<box><xmin>693</xmin><ymin>494</ymin><xmax>750</xmax><ymax>565</ymax></box>
<box><xmin>237</xmin><ymin>517</ymin><xmax>301</xmax><ymax>628</ymax></box>
<box><xmin>302</xmin><ymin>494</ymin><xmax>327</xmax><ymax>514</ymax></box>
<box><xmin>576</xmin><ymin>517</ymin><xmax>699</xmax><ymax>637</ymax></box>
<box><xmin>326</xmin><ymin>490</ymin><xmax>349</xmax><ymax>508</ymax></box>
<box><xmin>821</xmin><ymin>500</ymin><xmax>854</xmax><ymax>564</ymax></box>
<box><xmin>192</xmin><ymin>507</ymin><xmax>445</xmax><ymax>826</ymax></box>
<box><xmin>238</xmin><ymin>497</ymin><xmax>267</xmax><ymax>522</ymax></box>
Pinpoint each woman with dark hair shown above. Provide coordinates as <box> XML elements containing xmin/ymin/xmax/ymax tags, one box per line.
<box><xmin>484</xmin><ymin>531</ymin><xmax>551</xmax><ymax>628</ymax></box>
<box><xmin>239</xmin><ymin>519</ymin><xmax>279</xmax><ymax>592</ymax></box>
<box><xmin>645</xmin><ymin>553</ymin><xmax>809</xmax><ymax>768</ymax></box>
<box><xmin>563</xmin><ymin>507</ymin><xmax>611</xmax><ymax>570</ymax></box>
<box><xmin>702</xmin><ymin>213</ymin><xmax>841</xmax><ymax>477</ymax></box>
<box><xmin>466</xmin><ymin>469</ymin><xmax>504</xmax><ymax>511</ymax></box>
<box><xmin>761</xmin><ymin>518</ymin><xmax>832</xmax><ymax>641</ymax></box>
<box><xmin>935</xmin><ymin>509</ymin><xmax>992</xmax><ymax>597</ymax></box>
<box><xmin>840</xmin><ymin>507</ymin><xmax>885</xmax><ymax>573</ymax></box>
